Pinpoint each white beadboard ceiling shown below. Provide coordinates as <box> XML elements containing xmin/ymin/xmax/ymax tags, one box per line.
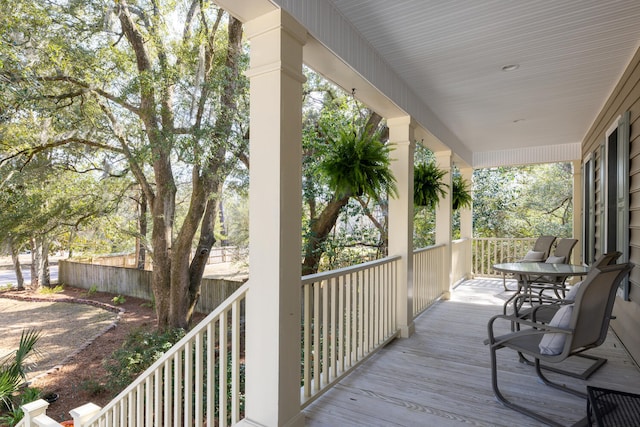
<box><xmin>326</xmin><ymin>0</ymin><xmax>640</xmax><ymax>162</ymax></box>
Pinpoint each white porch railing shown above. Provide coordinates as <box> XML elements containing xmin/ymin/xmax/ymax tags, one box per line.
<box><xmin>452</xmin><ymin>238</ymin><xmax>471</xmax><ymax>285</ymax></box>
<box><xmin>472</xmin><ymin>237</ymin><xmax>536</xmax><ymax>277</ymax></box>
<box><xmin>299</xmin><ymin>256</ymin><xmax>401</xmax><ymax>406</ymax></box>
<box><xmin>413</xmin><ymin>244</ymin><xmax>449</xmax><ymax>316</ymax></box>
<box><xmin>18</xmin><ymin>242</ymin><xmax>478</xmax><ymax>426</ymax></box>
<box><xmin>83</xmin><ymin>282</ymin><xmax>249</xmax><ymax>427</ymax></box>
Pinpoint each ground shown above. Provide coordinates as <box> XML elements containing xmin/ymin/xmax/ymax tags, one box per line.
<box><xmin>0</xmin><ymin>256</ymin><xmax>234</xmax><ymax>424</ymax></box>
<box><xmin>1</xmin><ymin>285</ymin><xmax>158</xmax><ymax>423</ymax></box>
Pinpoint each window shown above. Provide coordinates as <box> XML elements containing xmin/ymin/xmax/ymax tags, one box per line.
<box><xmin>604</xmin><ymin>112</ymin><xmax>630</xmax><ymax>299</ymax></box>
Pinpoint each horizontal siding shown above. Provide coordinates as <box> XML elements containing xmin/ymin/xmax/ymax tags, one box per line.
<box><xmin>583</xmin><ymin>45</ymin><xmax>640</xmax><ymax>364</ymax></box>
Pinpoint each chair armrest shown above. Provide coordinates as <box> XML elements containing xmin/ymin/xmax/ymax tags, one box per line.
<box><xmin>486</xmin><ymin>313</ymin><xmax>572</xmax><ymax>346</ymax></box>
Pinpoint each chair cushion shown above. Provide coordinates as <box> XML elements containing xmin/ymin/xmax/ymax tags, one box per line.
<box><xmin>565</xmin><ymin>281</ymin><xmax>583</xmax><ymax>301</ymax></box>
<box><xmin>545</xmin><ymin>255</ymin><xmax>565</xmax><ymax>264</ymax></box>
<box><xmin>523</xmin><ymin>250</ymin><xmax>545</xmax><ymax>261</ymax></box>
<box><xmin>539</xmin><ymin>304</ymin><xmax>573</xmax><ymax>355</ymax></box>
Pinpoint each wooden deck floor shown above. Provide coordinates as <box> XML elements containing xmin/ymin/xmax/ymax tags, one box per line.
<box><xmin>303</xmin><ymin>278</ymin><xmax>640</xmax><ymax>426</ymax></box>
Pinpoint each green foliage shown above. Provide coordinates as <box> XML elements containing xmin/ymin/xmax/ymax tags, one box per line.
<box><xmin>104</xmin><ymin>328</ymin><xmax>186</xmax><ymax>392</ymax></box>
<box><xmin>80</xmin><ymin>379</ymin><xmax>106</xmax><ymax>397</ymax></box>
<box><xmin>37</xmin><ymin>285</ymin><xmax>64</xmax><ymax>294</ymax></box>
<box><xmin>0</xmin><ymin>329</ymin><xmax>41</xmax><ymax>412</ymax></box>
<box><xmin>0</xmin><ymin>386</ymin><xmax>41</xmax><ymax>427</ymax></box>
<box><xmin>473</xmin><ymin>163</ymin><xmax>573</xmax><ymax>237</ymax></box>
<box><xmin>414</xmin><ymin>162</ymin><xmax>447</xmax><ymax>208</ymax></box>
<box><xmin>111</xmin><ymin>295</ymin><xmax>126</xmax><ymax>305</ymax></box>
<box><xmin>321</xmin><ymin>127</ymin><xmax>398</xmax><ymax>200</ymax></box>
<box><xmin>88</xmin><ymin>285</ymin><xmax>98</xmax><ymax>295</ymax></box>
<box><xmin>452</xmin><ymin>175</ymin><xmax>472</xmax><ymax>210</ymax></box>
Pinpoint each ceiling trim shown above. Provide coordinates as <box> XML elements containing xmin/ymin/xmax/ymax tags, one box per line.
<box><xmin>473</xmin><ymin>143</ymin><xmax>581</xmax><ymax>168</ymax></box>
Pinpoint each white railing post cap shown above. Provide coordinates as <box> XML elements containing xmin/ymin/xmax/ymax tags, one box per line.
<box><xmin>69</xmin><ymin>402</ymin><xmax>102</xmax><ymax>425</ymax></box>
<box><xmin>32</xmin><ymin>414</ymin><xmax>63</xmax><ymax>427</ymax></box>
<box><xmin>22</xmin><ymin>399</ymin><xmax>50</xmax><ymax>413</ymax></box>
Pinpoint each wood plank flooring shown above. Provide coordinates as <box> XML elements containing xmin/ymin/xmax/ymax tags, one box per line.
<box><xmin>303</xmin><ymin>278</ymin><xmax>640</xmax><ymax>426</ymax></box>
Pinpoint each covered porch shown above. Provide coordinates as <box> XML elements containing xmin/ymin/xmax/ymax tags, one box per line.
<box><xmin>303</xmin><ymin>277</ymin><xmax>640</xmax><ymax>427</ymax></box>
<box><xmin>16</xmin><ymin>1</ymin><xmax>640</xmax><ymax>426</ymax></box>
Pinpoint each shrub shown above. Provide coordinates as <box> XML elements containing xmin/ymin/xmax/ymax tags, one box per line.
<box><xmin>103</xmin><ymin>328</ymin><xmax>185</xmax><ymax>392</ymax></box>
<box><xmin>38</xmin><ymin>285</ymin><xmax>64</xmax><ymax>294</ymax></box>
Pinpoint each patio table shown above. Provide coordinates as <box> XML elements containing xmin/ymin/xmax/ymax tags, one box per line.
<box><xmin>493</xmin><ymin>262</ymin><xmax>590</xmax><ymax>315</ymax></box>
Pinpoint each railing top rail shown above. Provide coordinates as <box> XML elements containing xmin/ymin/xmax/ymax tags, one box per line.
<box><xmin>452</xmin><ymin>238</ymin><xmax>470</xmax><ymax>244</ymax></box>
<box><xmin>413</xmin><ymin>243</ymin><xmax>446</xmax><ymax>255</ymax></box>
<box><xmin>473</xmin><ymin>237</ymin><xmax>537</xmax><ymax>241</ymax></box>
<box><xmin>301</xmin><ymin>255</ymin><xmax>401</xmax><ymax>285</ymax></box>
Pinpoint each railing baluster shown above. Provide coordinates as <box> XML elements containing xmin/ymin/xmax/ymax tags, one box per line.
<box><xmin>313</xmin><ymin>280</ymin><xmax>321</xmax><ymax>392</ymax></box>
<box><xmin>184</xmin><ymin>341</ymin><xmax>192</xmax><ymax>427</ymax></box>
<box><xmin>231</xmin><ymin>299</ymin><xmax>241</xmax><ymax>423</ymax></box>
<box><xmin>206</xmin><ymin>322</ymin><xmax>214</xmax><ymax>427</ymax></box>
<box><xmin>219</xmin><ymin>310</ymin><xmax>228</xmax><ymax>426</ymax></box>
<box><xmin>303</xmin><ymin>283</ymin><xmax>311</xmax><ymax>397</ymax></box>
<box><xmin>330</xmin><ymin>277</ymin><xmax>337</xmax><ymax>380</ymax></box>
<box><xmin>322</xmin><ymin>279</ymin><xmax>329</xmax><ymax>386</ymax></box>
<box><xmin>195</xmin><ymin>331</ymin><xmax>203</xmax><ymax>427</ymax></box>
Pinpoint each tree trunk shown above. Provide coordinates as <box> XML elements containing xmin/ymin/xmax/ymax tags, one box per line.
<box><xmin>219</xmin><ymin>200</ymin><xmax>228</xmax><ymax>246</ymax></box>
<box><xmin>302</xmin><ymin>195</ymin><xmax>350</xmax><ymax>275</ymax></box>
<box><xmin>9</xmin><ymin>241</ymin><xmax>25</xmax><ymax>290</ymax></box>
<box><xmin>30</xmin><ymin>235</ymin><xmax>50</xmax><ymax>288</ymax></box>
<box><xmin>137</xmin><ymin>190</ymin><xmax>147</xmax><ymax>270</ymax></box>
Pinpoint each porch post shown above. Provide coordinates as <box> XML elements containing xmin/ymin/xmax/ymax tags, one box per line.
<box><xmin>459</xmin><ymin>165</ymin><xmax>473</xmax><ymax>279</ymax></box>
<box><xmin>242</xmin><ymin>10</ymin><xmax>306</xmax><ymax>427</ymax></box>
<box><xmin>435</xmin><ymin>150</ymin><xmax>453</xmax><ymax>297</ymax></box>
<box><xmin>572</xmin><ymin>160</ymin><xmax>583</xmax><ymax>264</ymax></box>
<box><xmin>387</xmin><ymin>116</ymin><xmax>416</xmax><ymax>338</ymax></box>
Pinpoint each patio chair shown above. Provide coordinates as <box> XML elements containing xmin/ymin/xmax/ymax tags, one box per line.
<box><xmin>527</xmin><ymin>238</ymin><xmax>578</xmax><ymax>298</ymax></box>
<box><xmin>502</xmin><ymin>235</ymin><xmax>557</xmax><ymax>291</ymax></box>
<box><xmin>486</xmin><ymin>262</ymin><xmax>633</xmax><ymax>427</ymax></box>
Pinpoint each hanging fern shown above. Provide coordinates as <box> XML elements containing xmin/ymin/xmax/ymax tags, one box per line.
<box><xmin>452</xmin><ymin>175</ymin><xmax>472</xmax><ymax>210</ymax></box>
<box><xmin>321</xmin><ymin>127</ymin><xmax>398</xmax><ymax>199</ymax></box>
<box><xmin>413</xmin><ymin>162</ymin><xmax>447</xmax><ymax>208</ymax></box>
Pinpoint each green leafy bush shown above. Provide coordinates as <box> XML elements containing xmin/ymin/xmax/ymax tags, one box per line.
<box><xmin>0</xmin><ymin>330</ymin><xmax>42</xmax><ymax>426</ymax></box>
<box><xmin>111</xmin><ymin>295</ymin><xmax>126</xmax><ymax>305</ymax></box>
<box><xmin>104</xmin><ymin>328</ymin><xmax>185</xmax><ymax>392</ymax></box>
<box><xmin>38</xmin><ymin>285</ymin><xmax>64</xmax><ymax>294</ymax></box>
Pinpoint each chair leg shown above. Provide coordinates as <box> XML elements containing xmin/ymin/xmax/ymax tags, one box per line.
<box><xmin>490</xmin><ymin>345</ymin><xmax>564</xmax><ymax>427</ymax></box>
<box><xmin>519</xmin><ymin>352</ymin><xmax>607</xmax><ymax>381</ymax></box>
<box><xmin>534</xmin><ymin>358</ymin><xmax>587</xmax><ymax>399</ymax></box>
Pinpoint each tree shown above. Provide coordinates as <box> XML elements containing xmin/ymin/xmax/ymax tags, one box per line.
<box><xmin>472</xmin><ymin>163</ymin><xmax>573</xmax><ymax>238</ymax></box>
<box><xmin>1</xmin><ymin>1</ymin><xmax>248</xmax><ymax>329</ymax></box>
<box><xmin>301</xmin><ymin>76</ymin><xmax>397</xmax><ymax>274</ymax></box>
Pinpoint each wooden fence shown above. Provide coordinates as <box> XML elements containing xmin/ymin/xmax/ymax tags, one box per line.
<box><xmin>70</xmin><ymin>247</ymin><xmax>241</xmax><ymax>271</ymax></box>
<box><xmin>59</xmin><ymin>260</ymin><xmax>245</xmax><ymax>313</ymax></box>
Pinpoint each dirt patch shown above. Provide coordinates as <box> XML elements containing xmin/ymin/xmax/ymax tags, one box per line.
<box><xmin>0</xmin><ymin>286</ymin><xmax>159</xmax><ymax>423</ymax></box>
<box><xmin>0</xmin><ymin>297</ymin><xmax>119</xmax><ymax>381</ymax></box>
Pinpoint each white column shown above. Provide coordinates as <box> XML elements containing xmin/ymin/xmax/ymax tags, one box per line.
<box><xmin>435</xmin><ymin>151</ymin><xmax>453</xmax><ymax>297</ymax></box>
<box><xmin>572</xmin><ymin>160</ymin><xmax>582</xmax><ymax>264</ymax></box>
<box><xmin>459</xmin><ymin>165</ymin><xmax>473</xmax><ymax>278</ymax></box>
<box><xmin>241</xmin><ymin>9</ymin><xmax>306</xmax><ymax>427</ymax></box>
<box><xmin>387</xmin><ymin>116</ymin><xmax>416</xmax><ymax>338</ymax></box>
